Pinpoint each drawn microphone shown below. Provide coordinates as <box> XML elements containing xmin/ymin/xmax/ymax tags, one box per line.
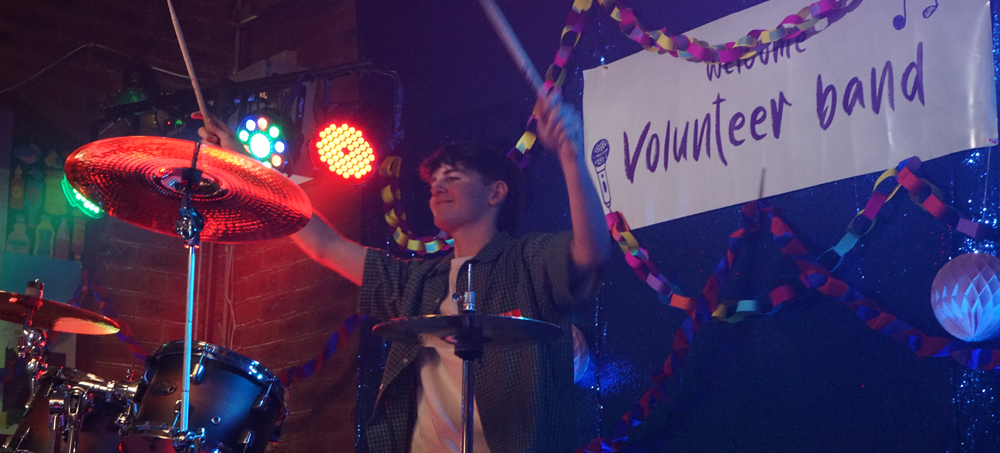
<box><xmin>590</xmin><ymin>139</ymin><xmax>612</xmax><ymax>209</ymax></box>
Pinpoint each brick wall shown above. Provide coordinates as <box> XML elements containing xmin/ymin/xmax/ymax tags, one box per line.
<box><xmin>229</xmin><ymin>177</ymin><xmax>362</xmax><ymax>452</ymax></box>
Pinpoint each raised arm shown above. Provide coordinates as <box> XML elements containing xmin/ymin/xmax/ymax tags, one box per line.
<box><xmin>291</xmin><ymin>213</ymin><xmax>367</xmax><ymax>286</ymax></box>
<box><xmin>534</xmin><ymin>91</ymin><xmax>610</xmax><ymax>275</ymax></box>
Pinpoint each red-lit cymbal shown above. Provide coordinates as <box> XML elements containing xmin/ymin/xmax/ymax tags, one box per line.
<box><xmin>0</xmin><ymin>291</ymin><xmax>119</xmax><ymax>335</ymax></box>
<box><xmin>65</xmin><ymin>137</ymin><xmax>312</xmax><ymax>243</ymax></box>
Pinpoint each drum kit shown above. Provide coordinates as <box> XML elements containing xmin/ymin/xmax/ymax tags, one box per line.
<box><xmin>0</xmin><ymin>136</ymin><xmax>304</xmax><ymax>453</ymax></box>
<box><xmin>0</xmin><ymin>134</ymin><xmax>561</xmax><ymax>453</ymax></box>
<box><xmin>0</xmin><ymin>0</ymin><xmax>564</xmax><ymax>450</ymax></box>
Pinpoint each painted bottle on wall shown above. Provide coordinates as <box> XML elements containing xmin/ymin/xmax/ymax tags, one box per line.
<box><xmin>34</xmin><ymin>215</ymin><xmax>54</xmax><ymax>258</ymax></box>
<box><xmin>25</xmin><ymin>169</ymin><xmax>43</xmax><ymax>228</ymax></box>
<box><xmin>54</xmin><ymin>218</ymin><xmax>70</xmax><ymax>260</ymax></box>
<box><xmin>9</xmin><ymin>166</ymin><xmax>24</xmax><ymax>210</ymax></box>
<box><xmin>6</xmin><ymin>215</ymin><xmax>29</xmax><ymax>254</ymax></box>
<box><xmin>71</xmin><ymin>218</ymin><xmax>86</xmax><ymax>261</ymax></box>
<box><xmin>43</xmin><ymin>170</ymin><xmax>67</xmax><ymax>216</ymax></box>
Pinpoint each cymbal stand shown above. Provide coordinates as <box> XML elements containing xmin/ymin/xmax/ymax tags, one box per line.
<box><xmin>47</xmin><ymin>383</ymin><xmax>91</xmax><ymax>453</ymax></box>
<box><xmin>173</xmin><ymin>142</ymin><xmax>204</xmax><ymax>451</ymax></box>
<box><xmin>19</xmin><ymin>280</ymin><xmax>48</xmax><ymax>395</ymax></box>
<box><xmin>452</xmin><ymin>263</ymin><xmax>483</xmax><ymax>453</ymax></box>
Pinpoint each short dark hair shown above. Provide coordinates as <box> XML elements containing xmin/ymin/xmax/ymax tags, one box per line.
<box><xmin>419</xmin><ymin>142</ymin><xmax>524</xmax><ymax>233</ymax></box>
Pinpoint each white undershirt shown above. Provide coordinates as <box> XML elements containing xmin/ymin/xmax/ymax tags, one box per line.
<box><xmin>410</xmin><ymin>256</ymin><xmax>492</xmax><ymax>453</ymax></box>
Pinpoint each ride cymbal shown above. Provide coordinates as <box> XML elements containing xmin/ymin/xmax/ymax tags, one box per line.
<box><xmin>65</xmin><ymin>137</ymin><xmax>312</xmax><ymax>243</ymax></box>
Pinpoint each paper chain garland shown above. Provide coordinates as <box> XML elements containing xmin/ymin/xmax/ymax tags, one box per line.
<box><xmin>580</xmin><ymin>157</ymin><xmax>1000</xmax><ymax>452</ymax></box>
<box><xmin>277</xmin><ymin>314</ymin><xmax>365</xmax><ymax>387</ymax></box>
<box><xmin>583</xmin><ymin>203</ymin><xmax>802</xmax><ymax>452</ymax></box>
<box><xmin>386</xmin><ymin>0</ymin><xmax>852</xmax><ymax>246</ymax></box>
<box><xmin>508</xmin><ymin>0</ymin><xmax>594</xmax><ymax>167</ymax></box>
<box><xmin>605</xmin><ymin>0</ymin><xmax>843</xmax><ymax>63</ymax></box>
<box><xmin>509</xmin><ymin>0</ymin><xmax>848</xmax><ymax>163</ymax></box>
<box><xmin>380</xmin><ymin>156</ymin><xmax>454</xmax><ymax>255</ymax></box>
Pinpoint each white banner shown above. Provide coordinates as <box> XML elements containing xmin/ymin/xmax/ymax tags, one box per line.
<box><xmin>583</xmin><ymin>0</ymin><xmax>997</xmax><ymax>229</ymax></box>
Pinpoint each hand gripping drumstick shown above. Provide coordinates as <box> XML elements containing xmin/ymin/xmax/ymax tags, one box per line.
<box><xmin>476</xmin><ymin>0</ymin><xmax>547</xmax><ymax>97</ymax></box>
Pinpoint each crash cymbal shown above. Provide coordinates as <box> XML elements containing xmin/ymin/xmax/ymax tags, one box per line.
<box><xmin>65</xmin><ymin>136</ymin><xmax>312</xmax><ymax>243</ymax></box>
<box><xmin>0</xmin><ymin>291</ymin><xmax>120</xmax><ymax>335</ymax></box>
<box><xmin>373</xmin><ymin>314</ymin><xmax>563</xmax><ymax>349</ymax></box>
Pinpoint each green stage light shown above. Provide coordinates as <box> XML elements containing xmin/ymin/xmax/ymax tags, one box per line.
<box><xmin>61</xmin><ymin>177</ymin><xmax>104</xmax><ymax>218</ymax></box>
<box><xmin>235</xmin><ymin>113</ymin><xmax>288</xmax><ymax>171</ymax></box>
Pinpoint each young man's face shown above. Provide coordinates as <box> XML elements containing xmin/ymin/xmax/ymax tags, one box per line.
<box><xmin>428</xmin><ymin>164</ymin><xmax>499</xmax><ymax>234</ymax></box>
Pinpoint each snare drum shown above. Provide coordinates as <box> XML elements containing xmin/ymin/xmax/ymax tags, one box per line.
<box><xmin>120</xmin><ymin>341</ymin><xmax>287</xmax><ymax>453</ymax></box>
<box><xmin>2</xmin><ymin>367</ymin><xmax>133</xmax><ymax>453</ymax></box>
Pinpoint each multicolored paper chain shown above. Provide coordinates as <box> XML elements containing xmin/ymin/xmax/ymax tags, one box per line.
<box><xmin>71</xmin><ymin>271</ymin><xmax>148</xmax><ymax>362</ymax></box>
<box><xmin>817</xmin><ymin>163</ymin><xmax>907</xmax><ymax>270</ymax></box>
<box><xmin>380</xmin><ymin>157</ymin><xmax>454</xmax><ymax>255</ymax></box>
<box><xmin>894</xmin><ymin>156</ymin><xmax>995</xmax><ymax>241</ymax></box>
<box><xmin>509</xmin><ymin>0</ymin><xmax>596</xmax><ymax>165</ymax></box>
<box><xmin>758</xmin><ymin>202</ymin><xmax>1000</xmax><ymax>370</ymax></box>
<box><xmin>278</xmin><ymin>314</ymin><xmax>365</xmax><ymax>387</ymax></box>
<box><xmin>817</xmin><ymin>155</ymin><xmax>997</xmax><ymax>272</ymax></box>
<box><xmin>512</xmin><ymin>0</ymin><xmax>849</xmax><ymax>163</ymax></box>
<box><xmin>605</xmin><ymin>0</ymin><xmax>843</xmax><ymax>64</ymax></box>
<box><xmin>586</xmin><ymin>203</ymin><xmax>804</xmax><ymax>452</ymax></box>
<box><xmin>582</xmin><ymin>156</ymin><xmax>1000</xmax><ymax>451</ymax></box>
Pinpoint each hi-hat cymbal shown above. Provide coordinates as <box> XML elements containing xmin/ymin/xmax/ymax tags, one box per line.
<box><xmin>65</xmin><ymin>136</ymin><xmax>312</xmax><ymax>243</ymax></box>
<box><xmin>373</xmin><ymin>314</ymin><xmax>563</xmax><ymax>349</ymax></box>
<box><xmin>0</xmin><ymin>291</ymin><xmax>120</xmax><ymax>335</ymax></box>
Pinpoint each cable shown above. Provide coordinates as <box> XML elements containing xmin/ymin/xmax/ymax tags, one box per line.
<box><xmin>0</xmin><ymin>43</ymin><xmax>190</xmax><ymax>96</ymax></box>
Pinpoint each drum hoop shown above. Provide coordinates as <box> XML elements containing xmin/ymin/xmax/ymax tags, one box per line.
<box><xmin>43</xmin><ymin>366</ymin><xmax>107</xmax><ymax>387</ymax></box>
<box><xmin>22</xmin><ymin>367</ymin><xmax>121</xmax><ymax>416</ymax></box>
<box><xmin>148</xmin><ymin>341</ymin><xmax>284</xmax><ymax>394</ymax></box>
<box><xmin>119</xmin><ymin>423</ymin><xmax>173</xmax><ymax>439</ymax></box>
<box><xmin>120</xmin><ymin>423</ymin><xmax>236</xmax><ymax>453</ymax></box>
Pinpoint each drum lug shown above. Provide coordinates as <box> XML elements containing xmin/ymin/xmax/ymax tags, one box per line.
<box><xmin>171</xmin><ymin>427</ymin><xmax>205</xmax><ymax>453</ymax></box>
<box><xmin>191</xmin><ymin>351</ymin><xmax>207</xmax><ymax>384</ymax></box>
<box><xmin>252</xmin><ymin>394</ymin><xmax>269</xmax><ymax>412</ymax></box>
<box><xmin>239</xmin><ymin>428</ymin><xmax>255</xmax><ymax>451</ymax></box>
<box><xmin>252</xmin><ymin>381</ymin><xmax>273</xmax><ymax>412</ymax></box>
<box><xmin>270</xmin><ymin>414</ymin><xmax>285</xmax><ymax>443</ymax></box>
<box><xmin>116</xmin><ymin>401</ymin><xmax>137</xmax><ymax>428</ymax></box>
<box><xmin>47</xmin><ymin>394</ymin><xmax>65</xmax><ymax>417</ymax></box>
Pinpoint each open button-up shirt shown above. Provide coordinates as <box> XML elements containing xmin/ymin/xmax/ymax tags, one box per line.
<box><xmin>359</xmin><ymin>231</ymin><xmax>595</xmax><ymax>453</ymax></box>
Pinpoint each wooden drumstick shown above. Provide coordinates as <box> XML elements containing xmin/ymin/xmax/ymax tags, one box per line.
<box><xmin>166</xmin><ymin>0</ymin><xmax>210</xmax><ymax>123</ymax></box>
<box><xmin>476</xmin><ymin>0</ymin><xmax>546</xmax><ymax>97</ymax></box>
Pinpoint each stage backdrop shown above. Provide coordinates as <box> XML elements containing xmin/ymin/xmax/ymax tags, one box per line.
<box><xmin>583</xmin><ymin>0</ymin><xmax>998</xmax><ymax>229</ymax></box>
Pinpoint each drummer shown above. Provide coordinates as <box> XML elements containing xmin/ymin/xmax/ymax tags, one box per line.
<box><xmin>200</xmin><ymin>90</ymin><xmax>608</xmax><ymax>453</ymax></box>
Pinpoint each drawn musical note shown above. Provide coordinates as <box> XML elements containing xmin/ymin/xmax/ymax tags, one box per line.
<box><xmin>893</xmin><ymin>0</ymin><xmax>907</xmax><ymax>30</ymax></box>
<box><xmin>894</xmin><ymin>0</ymin><xmax>938</xmax><ymax>30</ymax></box>
<box><xmin>922</xmin><ymin>0</ymin><xmax>938</xmax><ymax>18</ymax></box>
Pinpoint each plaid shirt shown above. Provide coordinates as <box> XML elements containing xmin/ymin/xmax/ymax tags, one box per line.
<box><xmin>359</xmin><ymin>231</ymin><xmax>593</xmax><ymax>453</ymax></box>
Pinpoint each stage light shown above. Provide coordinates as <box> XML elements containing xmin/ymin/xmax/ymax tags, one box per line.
<box><xmin>311</xmin><ymin>122</ymin><xmax>376</xmax><ymax>184</ymax></box>
<box><xmin>235</xmin><ymin>112</ymin><xmax>291</xmax><ymax>173</ymax></box>
<box><xmin>61</xmin><ymin>177</ymin><xmax>104</xmax><ymax>218</ymax></box>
